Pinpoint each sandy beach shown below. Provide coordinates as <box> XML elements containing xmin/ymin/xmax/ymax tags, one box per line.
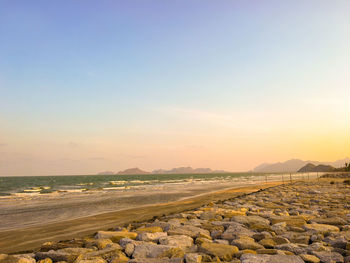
<box><xmin>0</xmin><ymin>177</ymin><xmax>349</xmax><ymax>263</ymax></box>
<box><xmin>0</xmin><ymin>180</ymin><xmax>281</xmax><ymax>254</ymax></box>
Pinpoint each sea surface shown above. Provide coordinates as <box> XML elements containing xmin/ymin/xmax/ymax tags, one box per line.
<box><xmin>0</xmin><ymin>172</ymin><xmax>317</xmax><ymax>196</ymax></box>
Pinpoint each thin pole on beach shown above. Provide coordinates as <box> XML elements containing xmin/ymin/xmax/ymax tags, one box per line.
<box><xmin>282</xmin><ymin>174</ymin><xmax>284</xmax><ymax>184</ymax></box>
<box><xmin>290</xmin><ymin>173</ymin><xmax>292</xmax><ymax>183</ymax></box>
<box><xmin>265</xmin><ymin>175</ymin><xmax>267</xmax><ymax>184</ymax></box>
<box><xmin>308</xmin><ymin>173</ymin><xmax>310</xmax><ymax>180</ymax></box>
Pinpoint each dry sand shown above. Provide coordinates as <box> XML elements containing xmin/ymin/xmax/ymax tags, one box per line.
<box><xmin>0</xmin><ymin>181</ymin><xmax>282</xmax><ymax>254</ymax></box>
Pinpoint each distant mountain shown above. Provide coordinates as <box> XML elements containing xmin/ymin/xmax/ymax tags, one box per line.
<box><xmin>152</xmin><ymin>167</ymin><xmax>228</xmax><ymax>174</ymax></box>
<box><xmin>97</xmin><ymin>166</ymin><xmax>228</xmax><ymax>176</ymax></box>
<box><xmin>253</xmin><ymin>157</ymin><xmax>350</xmax><ymax>173</ymax></box>
<box><xmin>117</xmin><ymin>167</ymin><xmax>149</xmax><ymax>175</ymax></box>
<box><xmin>298</xmin><ymin>163</ymin><xmax>335</xmax><ymax>173</ymax></box>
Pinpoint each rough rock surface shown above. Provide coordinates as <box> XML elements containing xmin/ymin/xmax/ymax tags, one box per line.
<box><xmin>4</xmin><ymin>180</ymin><xmax>350</xmax><ymax>262</ymax></box>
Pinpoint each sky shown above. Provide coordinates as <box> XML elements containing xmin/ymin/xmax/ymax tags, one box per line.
<box><xmin>0</xmin><ymin>1</ymin><xmax>350</xmax><ymax>175</ymax></box>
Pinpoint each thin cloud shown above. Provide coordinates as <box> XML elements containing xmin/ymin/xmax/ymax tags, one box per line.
<box><xmin>159</xmin><ymin>106</ymin><xmax>272</xmax><ymax>133</ymax></box>
<box><xmin>118</xmin><ymin>154</ymin><xmax>148</xmax><ymax>159</ymax></box>
<box><xmin>68</xmin><ymin>142</ymin><xmax>81</xmax><ymax>148</ymax></box>
<box><xmin>185</xmin><ymin>145</ymin><xmax>204</xmax><ymax>149</ymax></box>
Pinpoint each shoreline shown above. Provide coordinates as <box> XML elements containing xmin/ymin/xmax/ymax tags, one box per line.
<box><xmin>0</xmin><ymin>181</ymin><xmax>282</xmax><ymax>254</ymax></box>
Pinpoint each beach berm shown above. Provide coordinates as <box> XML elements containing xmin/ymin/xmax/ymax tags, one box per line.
<box><xmin>1</xmin><ymin>179</ymin><xmax>350</xmax><ymax>262</ymax></box>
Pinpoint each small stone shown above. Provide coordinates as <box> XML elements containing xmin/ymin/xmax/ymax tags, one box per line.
<box><xmin>198</xmin><ymin>242</ymin><xmax>238</xmax><ymax>261</ymax></box>
<box><xmin>303</xmin><ymin>224</ymin><xmax>340</xmax><ymax>234</ymax></box>
<box><xmin>132</xmin><ymin>243</ymin><xmax>184</xmax><ymax>259</ymax></box>
<box><xmin>109</xmin><ymin>251</ymin><xmax>129</xmax><ymax>263</ymax></box>
<box><xmin>136</xmin><ymin>226</ymin><xmax>163</xmax><ymax>233</ymax></box>
<box><xmin>38</xmin><ymin>259</ymin><xmax>53</xmax><ymax>263</ymax></box>
<box><xmin>259</xmin><ymin>238</ymin><xmax>276</xmax><ymax>248</ymax></box>
<box><xmin>231</xmin><ymin>236</ymin><xmax>264</xmax><ymax>250</ymax></box>
<box><xmin>240</xmin><ymin>253</ymin><xmax>304</xmax><ymax>263</ymax></box>
<box><xmin>184</xmin><ymin>253</ymin><xmax>202</xmax><ymax>263</ymax></box>
<box><xmin>75</xmin><ymin>258</ymin><xmax>106</xmax><ymax>263</ymax></box>
<box><xmin>312</xmin><ymin>251</ymin><xmax>344</xmax><ymax>263</ymax></box>
<box><xmin>159</xmin><ymin>235</ymin><xmax>193</xmax><ymax>248</ymax></box>
<box><xmin>85</xmin><ymin>239</ymin><xmax>113</xmax><ymax>249</ymax></box>
<box><xmin>35</xmin><ymin>248</ymin><xmax>94</xmax><ymax>263</ymax></box>
<box><xmin>300</xmin><ymin>254</ymin><xmax>320</xmax><ymax>263</ymax></box>
<box><xmin>95</xmin><ymin>231</ymin><xmax>137</xmax><ymax>242</ymax></box>
<box><xmin>136</xmin><ymin>232</ymin><xmax>167</xmax><ymax>242</ymax></box>
<box><xmin>1</xmin><ymin>255</ymin><xmax>36</xmax><ymax>263</ymax></box>
<box><xmin>274</xmin><ymin>243</ymin><xmax>306</xmax><ymax>255</ymax></box>
<box><xmin>125</xmin><ymin>243</ymin><xmax>135</xmax><ymax>257</ymax></box>
<box><xmin>256</xmin><ymin>249</ymin><xmax>278</xmax><ymax>254</ymax></box>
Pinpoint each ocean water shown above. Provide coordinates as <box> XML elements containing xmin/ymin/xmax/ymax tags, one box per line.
<box><xmin>0</xmin><ymin>172</ymin><xmax>318</xmax><ymax>196</ymax></box>
<box><xmin>0</xmin><ymin>173</ymin><xmax>262</xmax><ymax>196</ymax></box>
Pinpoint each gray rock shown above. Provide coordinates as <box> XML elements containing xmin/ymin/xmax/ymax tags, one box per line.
<box><xmin>36</xmin><ymin>248</ymin><xmax>94</xmax><ymax>263</ymax></box>
<box><xmin>231</xmin><ymin>236</ymin><xmax>264</xmax><ymax>250</ymax></box>
<box><xmin>304</xmin><ymin>224</ymin><xmax>340</xmax><ymax>234</ymax></box>
<box><xmin>221</xmin><ymin>223</ymin><xmax>255</xmax><ymax>241</ymax></box>
<box><xmin>128</xmin><ymin>258</ymin><xmax>184</xmax><ymax>263</ymax></box>
<box><xmin>136</xmin><ymin>232</ymin><xmax>167</xmax><ymax>242</ymax></box>
<box><xmin>184</xmin><ymin>253</ymin><xmax>202</xmax><ymax>263</ymax></box>
<box><xmin>213</xmin><ymin>239</ymin><xmax>229</xmax><ymax>245</ymax></box>
<box><xmin>274</xmin><ymin>243</ymin><xmax>306</xmax><ymax>255</ymax></box>
<box><xmin>231</xmin><ymin>215</ymin><xmax>270</xmax><ymax>226</ymax></box>
<box><xmin>167</xmin><ymin>225</ymin><xmax>210</xmax><ymax>238</ymax></box>
<box><xmin>125</xmin><ymin>243</ymin><xmax>135</xmax><ymax>257</ymax></box>
<box><xmin>132</xmin><ymin>243</ymin><xmax>182</xmax><ymax>259</ymax></box>
<box><xmin>0</xmin><ymin>255</ymin><xmax>36</xmax><ymax>263</ymax></box>
<box><xmin>240</xmin><ymin>253</ymin><xmax>304</xmax><ymax>263</ymax></box>
<box><xmin>312</xmin><ymin>251</ymin><xmax>344</xmax><ymax>263</ymax></box>
<box><xmin>311</xmin><ymin>217</ymin><xmax>348</xmax><ymax>227</ymax></box>
<box><xmin>325</xmin><ymin>236</ymin><xmax>348</xmax><ymax>249</ymax></box>
<box><xmin>159</xmin><ymin>235</ymin><xmax>193</xmax><ymax>248</ymax></box>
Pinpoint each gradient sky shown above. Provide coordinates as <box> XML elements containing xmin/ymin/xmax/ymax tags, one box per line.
<box><xmin>1</xmin><ymin>1</ymin><xmax>350</xmax><ymax>175</ymax></box>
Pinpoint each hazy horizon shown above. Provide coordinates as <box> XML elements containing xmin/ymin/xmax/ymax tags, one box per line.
<box><xmin>1</xmin><ymin>1</ymin><xmax>350</xmax><ymax>176</ymax></box>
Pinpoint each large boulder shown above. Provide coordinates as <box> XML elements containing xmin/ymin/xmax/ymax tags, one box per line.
<box><xmin>240</xmin><ymin>254</ymin><xmax>304</xmax><ymax>263</ymax></box>
<box><xmin>75</xmin><ymin>246</ymin><xmax>123</xmax><ymax>261</ymax></box>
<box><xmin>231</xmin><ymin>215</ymin><xmax>270</xmax><ymax>226</ymax></box>
<box><xmin>167</xmin><ymin>225</ymin><xmax>210</xmax><ymax>238</ymax></box>
<box><xmin>0</xmin><ymin>255</ymin><xmax>36</xmax><ymax>263</ymax></box>
<box><xmin>312</xmin><ymin>251</ymin><xmax>344</xmax><ymax>263</ymax></box>
<box><xmin>198</xmin><ymin>242</ymin><xmax>238</xmax><ymax>261</ymax></box>
<box><xmin>221</xmin><ymin>223</ymin><xmax>255</xmax><ymax>241</ymax></box>
<box><xmin>35</xmin><ymin>248</ymin><xmax>94</xmax><ymax>263</ymax></box>
<box><xmin>75</xmin><ymin>258</ymin><xmax>106</xmax><ymax>263</ymax></box>
<box><xmin>310</xmin><ymin>217</ymin><xmax>348</xmax><ymax>227</ymax></box>
<box><xmin>299</xmin><ymin>254</ymin><xmax>320</xmax><ymax>263</ymax></box>
<box><xmin>304</xmin><ymin>224</ymin><xmax>340</xmax><ymax>234</ymax></box>
<box><xmin>275</xmin><ymin>243</ymin><xmax>306</xmax><ymax>255</ymax></box>
<box><xmin>269</xmin><ymin>216</ymin><xmax>306</xmax><ymax>227</ymax></box>
<box><xmin>184</xmin><ymin>253</ymin><xmax>202</xmax><ymax>263</ymax></box>
<box><xmin>136</xmin><ymin>227</ymin><xmax>163</xmax><ymax>233</ymax></box>
<box><xmin>128</xmin><ymin>258</ymin><xmax>183</xmax><ymax>263</ymax></box>
<box><xmin>158</xmin><ymin>235</ymin><xmax>193</xmax><ymax>248</ymax></box>
<box><xmin>136</xmin><ymin>232</ymin><xmax>167</xmax><ymax>242</ymax></box>
<box><xmin>132</xmin><ymin>243</ymin><xmax>184</xmax><ymax>259</ymax></box>
<box><xmin>231</xmin><ymin>236</ymin><xmax>264</xmax><ymax>250</ymax></box>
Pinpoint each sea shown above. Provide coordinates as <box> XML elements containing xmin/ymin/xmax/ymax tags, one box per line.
<box><xmin>0</xmin><ymin>172</ymin><xmax>317</xmax><ymax>196</ymax></box>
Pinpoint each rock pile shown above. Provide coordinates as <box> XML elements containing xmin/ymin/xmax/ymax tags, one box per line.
<box><xmin>1</xmin><ymin>180</ymin><xmax>350</xmax><ymax>263</ymax></box>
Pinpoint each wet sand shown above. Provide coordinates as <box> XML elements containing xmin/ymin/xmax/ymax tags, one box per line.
<box><xmin>0</xmin><ymin>181</ymin><xmax>282</xmax><ymax>254</ymax></box>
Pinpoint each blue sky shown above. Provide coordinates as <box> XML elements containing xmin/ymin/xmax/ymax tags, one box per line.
<box><xmin>1</xmin><ymin>1</ymin><xmax>350</xmax><ymax>175</ymax></box>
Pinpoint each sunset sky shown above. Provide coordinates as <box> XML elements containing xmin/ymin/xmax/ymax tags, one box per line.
<box><xmin>1</xmin><ymin>1</ymin><xmax>350</xmax><ymax>175</ymax></box>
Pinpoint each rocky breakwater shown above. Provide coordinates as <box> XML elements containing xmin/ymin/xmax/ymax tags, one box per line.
<box><xmin>1</xmin><ymin>180</ymin><xmax>350</xmax><ymax>263</ymax></box>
